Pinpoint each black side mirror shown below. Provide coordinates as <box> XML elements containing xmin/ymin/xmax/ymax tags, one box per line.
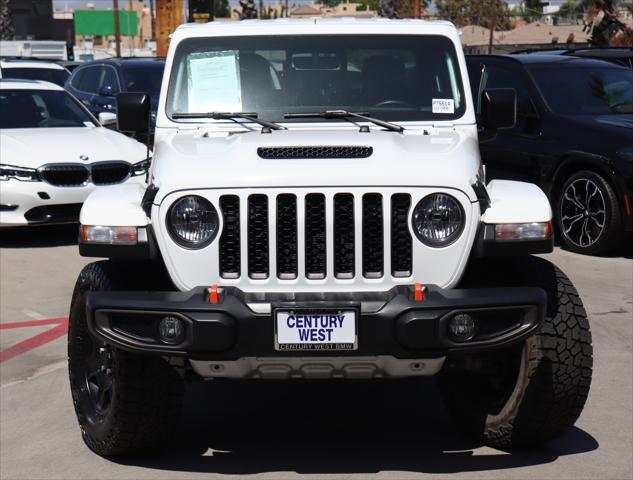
<box><xmin>117</xmin><ymin>92</ymin><xmax>150</xmax><ymax>139</ymax></box>
<box><xmin>98</xmin><ymin>85</ymin><xmax>115</xmax><ymax>97</ymax></box>
<box><xmin>480</xmin><ymin>88</ymin><xmax>517</xmax><ymax>130</ymax></box>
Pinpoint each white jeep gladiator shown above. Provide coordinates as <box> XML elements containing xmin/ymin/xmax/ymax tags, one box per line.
<box><xmin>68</xmin><ymin>19</ymin><xmax>593</xmax><ymax>456</ymax></box>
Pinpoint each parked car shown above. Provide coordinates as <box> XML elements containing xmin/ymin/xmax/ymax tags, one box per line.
<box><xmin>466</xmin><ymin>54</ymin><xmax>633</xmax><ymax>254</ymax></box>
<box><xmin>69</xmin><ymin>19</ymin><xmax>592</xmax><ymax>457</ymax></box>
<box><xmin>0</xmin><ymin>79</ymin><xmax>150</xmax><ymax>226</ymax></box>
<box><xmin>65</xmin><ymin>57</ymin><xmax>164</xmax><ymax>125</ymax></box>
<box><xmin>0</xmin><ymin>58</ymin><xmax>70</xmax><ymax>87</ymax></box>
<box><xmin>513</xmin><ymin>47</ymin><xmax>633</xmax><ymax>69</ymax></box>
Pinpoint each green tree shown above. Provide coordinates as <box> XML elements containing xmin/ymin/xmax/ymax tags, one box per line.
<box><xmin>0</xmin><ymin>0</ymin><xmax>14</xmax><ymax>40</ymax></box>
<box><xmin>357</xmin><ymin>0</ymin><xmax>380</xmax><ymax>12</ymax></box>
<box><xmin>214</xmin><ymin>0</ymin><xmax>230</xmax><ymax>17</ymax></box>
<box><xmin>556</xmin><ymin>0</ymin><xmax>581</xmax><ymax>20</ymax></box>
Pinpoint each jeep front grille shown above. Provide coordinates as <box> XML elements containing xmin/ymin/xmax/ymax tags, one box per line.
<box><xmin>218</xmin><ymin>192</ymin><xmax>413</xmax><ymax>281</ymax></box>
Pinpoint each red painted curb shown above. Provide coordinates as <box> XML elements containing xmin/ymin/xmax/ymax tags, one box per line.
<box><xmin>0</xmin><ymin>318</ymin><xmax>69</xmax><ymax>363</ymax></box>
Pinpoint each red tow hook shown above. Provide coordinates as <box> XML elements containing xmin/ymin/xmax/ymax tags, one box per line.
<box><xmin>414</xmin><ymin>282</ymin><xmax>425</xmax><ymax>302</ymax></box>
<box><xmin>208</xmin><ymin>284</ymin><xmax>220</xmax><ymax>303</ymax></box>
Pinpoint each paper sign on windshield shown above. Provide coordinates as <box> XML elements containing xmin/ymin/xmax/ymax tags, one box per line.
<box><xmin>432</xmin><ymin>98</ymin><xmax>455</xmax><ymax>114</ymax></box>
<box><xmin>188</xmin><ymin>51</ymin><xmax>242</xmax><ymax>112</ymax></box>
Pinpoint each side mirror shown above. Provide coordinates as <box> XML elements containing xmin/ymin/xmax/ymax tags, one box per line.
<box><xmin>98</xmin><ymin>111</ymin><xmax>117</xmax><ymax>127</ymax></box>
<box><xmin>480</xmin><ymin>88</ymin><xmax>517</xmax><ymax>130</ymax></box>
<box><xmin>116</xmin><ymin>92</ymin><xmax>150</xmax><ymax>139</ymax></box>
<box><xmin>98</xmin><ymin>85</ymin><xmax>116</xmax><ymax>97</ymax></box>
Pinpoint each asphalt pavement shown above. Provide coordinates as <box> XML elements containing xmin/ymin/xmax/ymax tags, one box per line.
<box><xmin>1</xmin><ymin>224</ymin><xmax>631</xmax><ymax>480</ymax></box>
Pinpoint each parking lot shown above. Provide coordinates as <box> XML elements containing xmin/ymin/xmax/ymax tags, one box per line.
<box><xmin>0</xmin><ymin>225</ymin><xmax>630</xmax><ymax>480</ymax></box>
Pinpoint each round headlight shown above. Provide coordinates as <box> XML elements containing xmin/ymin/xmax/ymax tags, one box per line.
<box><xmin>168</xmin><ymin>195</ymin><xmax>219</xmax><ymax>248</ymax></box>
<box><xmin>412</xmin><ymin>193</ymin><xmax>464</xmax><ymax>247</ymax></box>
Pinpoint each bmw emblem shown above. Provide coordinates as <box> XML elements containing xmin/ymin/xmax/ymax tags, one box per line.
<box><xmin>80</xmin><ymin>155</ymin><xmax>89</xmax><ymax>161</ymax></box>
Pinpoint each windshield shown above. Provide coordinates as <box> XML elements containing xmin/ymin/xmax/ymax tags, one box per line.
<box><xmin>122</xmin><ymin>64</ymin><xmax>165</xmax><ymax>96</ymax></box>
<box><xmin>1</xmin><ymin>67</ymin><xmax>70</xmax><ymax>87</ymax></box>
<box><xmin>167</xmin><ymin>35</ymin><xmax>466</xmax><ymax>123</ymax></box>
<box><xmin>0</xmin><ymin>89</ymin><xmax>97</xmax><ymax>128</ymax></box>
<box><xmin>530</xmin><ymin>65</ymin><xmax>633</xmax><ymax>115</ymax></box>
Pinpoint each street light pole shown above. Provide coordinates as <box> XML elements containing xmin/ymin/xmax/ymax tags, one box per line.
<box><xmin>128</xmin><ymin>0</ymin><xmax>133</xmax><ymax>56</ymax></box>
<box><xmin>113</xmin><ymin>0</ymin><xmax>121</xmax><ymax>58</ymax></box>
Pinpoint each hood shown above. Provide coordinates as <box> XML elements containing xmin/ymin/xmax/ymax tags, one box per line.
<box><xmin>0</xmin><ymin>126</ymin><xmax>148</xmax><ymax>169</ymax></box>
<box><xmin>151</xmin><ymin>127</ymin><xmax>481</xmax><ymax>203</ymax></box>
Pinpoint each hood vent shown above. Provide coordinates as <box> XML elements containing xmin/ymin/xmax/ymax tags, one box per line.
<box><xmin>257</xmin><ymin>146</ymin><xmax>373</xmax><ymax>159</ymax></box>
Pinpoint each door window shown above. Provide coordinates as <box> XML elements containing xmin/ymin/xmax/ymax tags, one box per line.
<box><xmin>480</xmin><ymin>63</ymin><xmax>535</xmax><ymax>116</ymax></box>
<box><xmin>77</xmin><ymin>66</ymin><xmax>101</xmax><ymax>93</ymax></box>
<box><xmin>100</xmin><ymin>66</ymin><xmax>120</xmax><ymax>93</ymax></box>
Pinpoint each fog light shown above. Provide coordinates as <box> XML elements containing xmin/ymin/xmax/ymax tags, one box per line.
<box><xmin>158</xmin><ymin>316</ymin><xmax>185</xmax><ymax>344</ymax></box>
<box><xmin>448</xmin><ymin>313</ymin><xmax>476</xmax><ymax>341</ymax></box>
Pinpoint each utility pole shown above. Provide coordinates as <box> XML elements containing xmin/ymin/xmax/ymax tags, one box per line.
<box><xmin>488</xmin><ymin>7</ymin><xmax>496</xmax><ymax>54</ymax></box>
<box><xmin>128</xmin><ymin>0</ymin><xmax>133</xmax><ymax>56</ymax></box>
<box><xmin>113</xmin><ymin>0</ymin><xmax>122</xmax><ymax>58</ymax></box>
<box><xmin>413</xmin><ymin>0</ymin><xmax>420</xmax><ymax>19</ymax></box>
<box><xmin>149</xmin><ymin>0</ymin><xmax>156</xmax><ymax>41</ymax></box>
<box><xmin>284</xmin><ymin>0</ymin><xmax>288</xmax><ymax>17</ymax></box>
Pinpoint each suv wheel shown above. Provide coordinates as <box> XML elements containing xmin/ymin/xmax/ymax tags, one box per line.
<box><xmin>68</xmin><ymin>261</ymin><xmax>183</xmax><ymax>457</ymax></box>
<box><xmin>557</xmin><ymin>170</ymin><xmax>622</xmax><ymax>255</ymax></box>
<box><xmin>439</xmin><ymin>256</ymin><xmax>593</xmax><ymax>448</ymax></box>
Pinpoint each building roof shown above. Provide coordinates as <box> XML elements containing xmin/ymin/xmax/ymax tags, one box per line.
<box><xmin>291</xmin><ymin>5</ymin><xmax>321</xmax><ymax>16</ymax></box>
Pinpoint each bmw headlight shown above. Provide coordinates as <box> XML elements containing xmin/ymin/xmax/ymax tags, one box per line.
<box><xmin>168</xmin><ymin>195</ymin><xmax>219</xmax><ymax>248</ymax></box>
<box><xmin>412</xmin><ymin>193</ymin><xmax>465</xmax><ymax>247</ymax></box>
<box><xmin>0</xmin><ymin>164</ymin><xmax>40</xmax><ymax>182</ymax></box>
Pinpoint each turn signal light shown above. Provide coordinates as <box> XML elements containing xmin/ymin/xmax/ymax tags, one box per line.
<box><xmin>495</xmin><ymin>222</ymin><xmax>552</xmax><ymax>242</ymax></box>
<box><xmin>81</xmin><ymin>225</ymin><xmax>145</xmax><ymax>245</ymax></box>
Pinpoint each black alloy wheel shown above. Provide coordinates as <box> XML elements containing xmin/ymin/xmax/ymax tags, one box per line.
<box><xmin>557</xmin><ymin>170</ymin><xmax>622</xmax><ymax>255</ymax></box>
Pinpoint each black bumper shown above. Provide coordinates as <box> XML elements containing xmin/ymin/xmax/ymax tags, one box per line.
<box><xmin>86</xmin><ymin>285</ymin><xmax>546</xmax><ymax>360</ymax></box>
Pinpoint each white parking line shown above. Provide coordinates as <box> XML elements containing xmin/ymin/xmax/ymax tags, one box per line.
<box><xmin>21</xmin><ymin>310</ymin><xmax>45</xmax><ymax>320</ymax></box>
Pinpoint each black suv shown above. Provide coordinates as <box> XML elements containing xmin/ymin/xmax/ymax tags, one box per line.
<box><xmin>467</xmin><ymin>54</ymin><xmax>633</xmax><ymax>255</ymax></box>
<box><xmin>65</xmin><ymin>57</ymin><xmax>164</xmax><ymax>122</ymax></box>
<box><xmin>513</xmin><ymin>47</ymin><xmax>633</xmax><ymax>69</ymax></box>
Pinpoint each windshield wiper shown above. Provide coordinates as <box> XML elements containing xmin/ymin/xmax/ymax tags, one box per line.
<box><xmin>171</xmin><ymin>111</ymin><xmax>286</xmax><ymax>131</ymax></box>
<box><xmin>284</xmin><ymin>110</ymin><xmax>404</xmax><ymax>133</ymax></box>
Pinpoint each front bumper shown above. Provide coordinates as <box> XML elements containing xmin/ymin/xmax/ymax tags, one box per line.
<box><xmin>0</xmin><ymin>179</ymin><xmax>96</xmax><ymax>226</ymax></box>
<box><xmin>86</xmin><ymin>285</ymin><xmax>546</xmax><ymax>377</ymax></box>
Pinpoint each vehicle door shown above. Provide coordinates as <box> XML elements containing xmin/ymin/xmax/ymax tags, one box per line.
<box><xmin>473</xmin><ymin>59</ymin><xmax>544</xmax><ymax>185</ymax></box>
<box><xmin>71</xmin><ymin>65</ymin><xmax>102</xmax><ymax>115</ymax></box>
<box><xmin>91</xmin><ymin>65</ymin><xmax>120</xmax><ymax>114</ymax></box>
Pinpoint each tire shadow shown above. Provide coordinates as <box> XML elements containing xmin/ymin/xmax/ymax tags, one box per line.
<box><xmin>0</xmin><ymin>224</ymin><xmax>78</xmax><ymax>248</ymax></box>
<box><xmin>114</xmin><ymin>377</ymin><xmax>599</xmax><ymax>476</ymax></box>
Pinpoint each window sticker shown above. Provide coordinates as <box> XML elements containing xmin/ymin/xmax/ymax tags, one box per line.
<box><xmin>432</xmin><ymin>98</ymin><xmax>455</xmax><ymax>114</ymax></box>
<box><xmin>187</xmin><ymin>51</ymin><xmax>242</xmax><ymax>112</ymax></box>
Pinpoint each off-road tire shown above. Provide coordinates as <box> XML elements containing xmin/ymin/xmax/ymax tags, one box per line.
<box><xmin>68</xmin><ymin>261</ymin><xmax>183</xmax><ymax>457</ymax></box>
<box><xmin>438</xmin><ymin>256</ymin><xmax>593</xmax><ymax>448</ymax></box>
<box><xmin>556</xmin><ymin>170</ymin><xmax>622</xmax><ymax>255</ymax></box>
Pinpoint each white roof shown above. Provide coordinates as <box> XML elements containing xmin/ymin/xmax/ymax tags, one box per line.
<box><xmin>0</xmin><ymin>79</ymin><xmax>64</xmax><ymax>90</ymax></box>
<box><xmin>0</xmin><ymin>60</ymin><xmax>66</xmax><ymax>70</ymax></box>
<box><xmin>172</xmin><ymin>18</ymin><xmax>458</xmax><ymax>40</ymax></box>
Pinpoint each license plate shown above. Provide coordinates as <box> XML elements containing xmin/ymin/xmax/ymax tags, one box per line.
<box><xmin>275</xmin><ymin>309</ymin><xmax>357</xmax><ymax>351</ymax></box>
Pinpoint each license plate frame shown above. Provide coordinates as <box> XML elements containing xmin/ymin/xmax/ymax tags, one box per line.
<box><xmin>274</xmin><ymin>307</ymin><xmax>358</xmax><ymax>351</ymax></box>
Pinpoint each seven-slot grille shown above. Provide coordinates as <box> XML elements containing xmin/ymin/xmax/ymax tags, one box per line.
<box><xmin>38</xmin><ymin>162</ymin><xmax>131</xmax><ymax>186</ymax></box>
<box><xmin>218</xmin><ymin>192</ymin><xmax>413</xmax><ymax>281</ymax></box>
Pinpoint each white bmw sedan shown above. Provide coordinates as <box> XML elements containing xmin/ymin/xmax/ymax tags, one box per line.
<box><xmin>0</xmin><ymin>79</ymin><xmax>148</xmax><ymax>227</ymax></box>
